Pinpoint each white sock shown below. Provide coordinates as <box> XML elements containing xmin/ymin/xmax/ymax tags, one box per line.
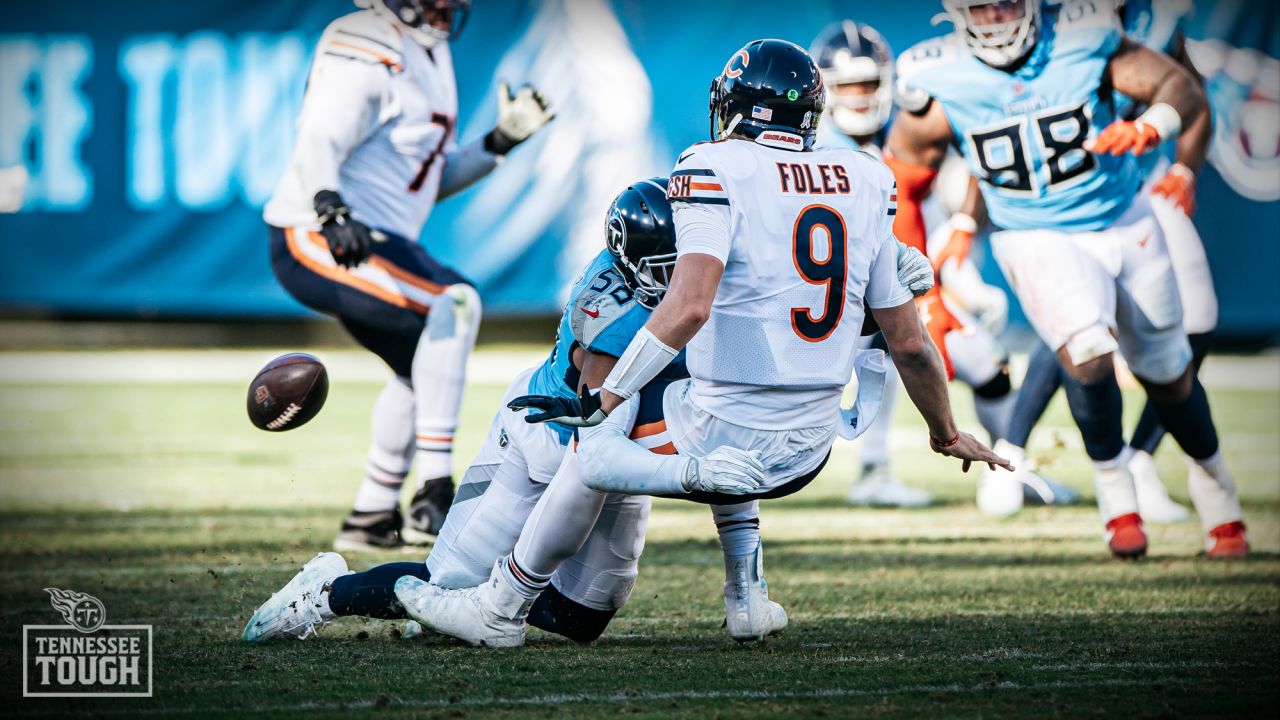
<box><xmin>351</xmin><ymin>376</ymin><xmax>415</xmax><ymax>513</ymax></box>
<box><xmin>412</xmin><ymin>284</ymin><xmax>482</xmax><ymax>485</ymax></box>
<box><xmin>974</xmin><ymin>391</ymin><xmax>1015</xmax><ymax>445</ymax></box>
<box><xmin>712</xmin><ymin>501</ymin><xmax>760</xmax><ymax>559</ymax></box>
<box><xmin>859</xmin><ymin>360</ymin><xmax>899</xmax><ymax>468</ymax></box>
<box><xmin>1186</xmin><ymin>451</ymin><xmax>1244</xmax><ymax>532</ymax></box>
<box><xmin>1093</xmin><ymin>446</ymin><xmax>1138</xmax><ymax>521</ymax></box>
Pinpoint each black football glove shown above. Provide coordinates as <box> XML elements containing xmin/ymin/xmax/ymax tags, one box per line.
<box><xmin>507</xmin><ymin>384</ymin><xmax>607</xmax><ymax>427</ymax></box>
<box><xmin>314</xmin><ymin>190</ymin><xmax>374</xmax><ymax>268</ymax></box>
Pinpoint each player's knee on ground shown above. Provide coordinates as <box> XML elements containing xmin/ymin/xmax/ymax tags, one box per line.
<box><xmin>1056</xmin><ymin>325</ymin><xmax>1117</xmax><ymax>385</ymax></box>
<box><xmin>526</xmin><ymin>583</ymin><xmax>617</xmax><ymax>643</ymax></box>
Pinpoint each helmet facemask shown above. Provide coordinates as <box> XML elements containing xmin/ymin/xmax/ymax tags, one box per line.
<box><xmin>943</xmin><ymin>0</ymin><xmax>1040</xmax><ymax>68</ymax></box>
<box><xmin>823</xmin><ymin>56</ymin><xmax>893</xmax><ymax>137</ymax></box>
<box><xmin>361</xmin><ymin>0</ymin><xmax>471</xmax><ymax>48</ymax></box>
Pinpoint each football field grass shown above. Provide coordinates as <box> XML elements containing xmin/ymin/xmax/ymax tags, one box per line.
<box><xmin>1</xmin><ymin>349</ymin><xmax>1278</xmax><ymax>718</ymax></box>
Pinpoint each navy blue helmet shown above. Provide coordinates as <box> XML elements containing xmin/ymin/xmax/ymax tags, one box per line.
<box><xmin>708</xmin><ymin>39</ymin><xmax>826</xmax><ymax>150</ymax></box>
<box><xmin>809</xmin><ymin>21</ymin><xmax>895</xmax><ymax>138</ymax></box>
<box><xmin>605</xmin><ymin>178</ymin><xmax>677</xmax><ymax>309</ymax></box>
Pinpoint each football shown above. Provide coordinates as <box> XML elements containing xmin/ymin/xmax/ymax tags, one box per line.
<box><xmin>246</xmin><ymin>353</ymin><xmax>329</xmax><ymax>431</ymax></box>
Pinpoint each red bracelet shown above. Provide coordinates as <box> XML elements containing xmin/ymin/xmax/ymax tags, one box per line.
<box><xmin>931</xmin><ymin>433</ymin><xmax>960</xmax><ymax>448</ymax></box>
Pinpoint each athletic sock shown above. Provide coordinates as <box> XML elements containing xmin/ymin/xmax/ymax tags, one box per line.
<box><xmin>1061</xmin><ymin>371</ymin><xmax>1126</xmax><ymax>463</ymax></box>
<box><xmin>326</xmin><ymin>562</ymin><xmax>430</xmax><ymax>619</ymax></box>
<box><xmin>351</xmin><ymin>376</ymin><xmax>415</xmax><ymax>513</ymax></box>
<box><xmin>1006</xmin><ymin>340</ymin><xmax>1063</xmax><ymax>448</ymax></box>
<box><xmin>1147</xmin><ymin>375</ymin><xmax>1220</xmax><ymax>461</ymax></box>
<box><xmin>1092</xmin><ymin>446</ymin><xmax>1139</xmax><ymax>521</ymax></box>
<box><xmin>1130</xmin><ymin>332</ymin><xmax>1214</xmax><ymax>455</ymax></box>
<box><xmin>499</xmin><ymin>554</ymin><xmax>550</xmax><ymax>601</ymax></box>
<box><xmin>712</xmin><ymin>501</ymin><xmax>761</xmax><ymax>560</ymax></box>
<box><xmin>412</xmin><ymin>285</ymin><xmax>482</xmax><ymax>488</ymax></box>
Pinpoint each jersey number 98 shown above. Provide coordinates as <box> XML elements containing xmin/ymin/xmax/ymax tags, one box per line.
<box><xmin>967</xmin><ymin>103</ymin><xmax>1096</xmax><ymax>195</ymax></box>
<box><xmin>791</xmin><ymin>204</ymin><xmax>847</xmax><ymax>343</ymax></box>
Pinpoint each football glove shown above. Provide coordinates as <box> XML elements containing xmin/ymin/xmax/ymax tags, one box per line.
<box><xmin>1085</xmin><ymin>119</ymin><xmax>1162</xmax><ymax>156</ymax></box>
<box><xmin>1151</xmin><ymin>163</ymin><xmax>1195</xmax><ymax>215</ymax></box>
<box><xmin>486</xmin><ymin>81</ymin><xmax>554</xmax><ymax>155</ymax></box>
<box><xmin>683</xmin><ymin>446</ymin><xmax>766</xmax><ymax>495</ymax></box>
<box><xmin>931</xmin><ymin>213</ymin><xmax>977</xmax><ymax>273</ymax></box>
<box><xmin>507</xmin><ymin>384</ymin><xmax>607</xmax><ymax>427</ymax></box>
<box><xmin>314</xmin><ymin>190</ymin><xmax>374</xmax><ymax>268</ymax></box>
<box><xmin>895</xmin><ymin>242</ymin><xmax>934</xmax><ymax>298</ymax></box>
<box><xmin>917</xmin><ymin>289</ymin><xmax>961</xmax><ymax>380</ymax></box>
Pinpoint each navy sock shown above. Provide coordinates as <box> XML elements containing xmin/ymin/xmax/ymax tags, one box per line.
<box><xmin>1130</xmin><ymin>333</ymin><xmax>1213</xmax><ymax>455</ymax></box>
<box><xmin>327</xmin><ymin>562</ymin><xmax>430</xmax><ymax>619</ymax></box>
<box><xmin>1061</xmin><ymin>371</ymin><xmax>1126</xmax><ymax>462</ymax></box>
<box><xmin>526</xmin><ymin>583</ymin><xmax>617</xmax><ymax>644</ymax></box>
<box><xmin>1147</xmin><ymin>375</ymin><xmax>1220</xmax><ymax>460</ymax></box>
<box><xmin>1006</xmin><ymin>340</ymin><xmax>1064</xmax><ymax>448</ymax></box>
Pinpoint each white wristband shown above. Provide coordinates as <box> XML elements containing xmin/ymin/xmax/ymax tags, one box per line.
<box><xmin>1137</xmin><ymin>103</ymin><xmax>1182</xmax><ymax>141</ymax></box>
<box><xmin>601</xmin><ymin>327</ymin><xmax>678</xmax><ymax>401</ymax></box>
<box><xmin>950</xmin><ymin>212</ymin><xmax>978</xmax><ymax>234</ymax></box>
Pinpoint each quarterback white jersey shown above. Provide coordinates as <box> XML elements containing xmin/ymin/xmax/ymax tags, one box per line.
<box><xmin>667</xmin><ymin>138</ymin><xmax>912</xmax><ymax>431</ymax></box>
<box><xmin>264</xmin><ymin>10</ymin><xmax>458</xmax><ymax>239</ymax></box>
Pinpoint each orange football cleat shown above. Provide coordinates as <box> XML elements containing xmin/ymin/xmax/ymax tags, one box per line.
<box><xmin>1205</xmin><ymin>521</ymin><xmax>1249</xmax><ymax>559</ymax></box>
<box><xmin>1105</xmin><ymin>512</ymin><xmax>1148</xmax><ymax>560</ymax></box>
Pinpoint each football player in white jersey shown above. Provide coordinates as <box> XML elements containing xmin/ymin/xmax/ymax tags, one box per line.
<box><xmin>886</xmin><ymin>0</ymin><xmax>1246</xmax><ymax>558</ymax></box>
<box><xmin>391</xmin><ymin>39</ymin><xmax>1007</xmax><ymax>648</ymax></box>
<box><xmin>810</xmin><ymin>21</ymin><xmax>1068</xmax><ymax>513</ymax></box>
<box><xmin>263</xmin><ymin>0</ymin><xmax>553</xmax><ymax>551</ymax></box>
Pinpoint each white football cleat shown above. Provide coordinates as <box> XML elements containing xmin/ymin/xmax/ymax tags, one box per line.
<box><xmin>1129</xmin><ymin>450</ymin><xmax>1190</xmax><ymax>523</ymax></box>
<box><xmin>977</xmin><ymin>465</ymin><xmax>1024</xmax><ymax>517</ymax></box>
<box><xmin>723</xmin><ymin>543</ymin><xmax>788</xmax><ymax>642</ymax></box>
<box><xmin>846</xmin><ymin>463</ymin><xmax>932</xmax><ymax>508</ymax></box>
<box><xmin>242</xmin><ymin>552</ymin><xmax>349</xmax><ymax>642</ymax></box>
<box><xmin>395</xmin><ymin>560</ymin><xmax>531</xmax><ymax>648</ymax></box>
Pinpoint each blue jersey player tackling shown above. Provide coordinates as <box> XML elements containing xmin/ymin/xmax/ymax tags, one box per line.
<box><xmin>886</xmin><ymin>0</ymin><xmax>1246</xmax><ymax>559</ymax></box>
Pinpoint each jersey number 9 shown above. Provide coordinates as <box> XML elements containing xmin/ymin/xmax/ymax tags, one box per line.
<box><xmin>791</xmin><ymin>204</ymin><xmax>847</xmax><ymax>343</ymax></box>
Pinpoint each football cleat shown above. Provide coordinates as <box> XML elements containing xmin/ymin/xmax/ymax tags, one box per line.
<box><xmin>723</xmin><ymin>543</ymin><xmax>788</xmax><ymax>642</ymax></box>
<box><xmin>1205</xmin><ymin>521</ymin><xmax>1249</xmax><ymax>559</ymax></box>
<box><xmin>1129</xmin><ymin>450</ymin><xmax>1190</xmax><ymax>524</ymax></box>
<box><xmin>1020</xmin><ymin>469</ymin><xmax>1081</xmax><ymax>506</ymax></box>
<box><xmin>1104</xmin><ymin>512</ymin><xmax>1148</xmax><ymax>560</ymax></box>
<box><xmin>334</xmin><ymin>508</ymin><xmax>408</xmax><ymax>552</ymax></box>
<box><xmin>977</xmin><ymin>466</ymin><xmax>1024</xmax><ymax>517</ymax></box>
<box><xmin>395</xmin><ymin>561</ymin><xmax>531</xmax><ymax>648</ymax></box>
<box><xmin>242</xmin><ymin>552</ymin><xmax>348</xmax><ymax>642</ymax></box>
<box><xmin>846</xmin><ymin>463</ymin><xmax>932</xmax><ymax>508</ymax></box>
<box><xmin>403</xmin><ymin>477</ymin><xmax>454</xmax><ymax>545</ymax></box>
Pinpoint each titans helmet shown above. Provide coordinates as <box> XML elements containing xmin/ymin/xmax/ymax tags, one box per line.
<box><xmin>605</xmin><ymin>178</ymin><xmax>677</xmax><ymax>309</ymax></box>
<box><xmin>709</xmin><ymin>39</ymin><xmax>826</xmax><ymax>151</ymax></box>
<box><xmin>941</xmin><ymin>0</ymin><xmax>1041</xmax><ymax>68</ymax></box>
<box><xmin>357</xmin><ymin>0</ymin><xmax>471</xmax><ymax>47</ymax></box>
<box><xmin>809</xmin><ymin>21</ymin><xmax>895</xmax><ymax>138</ymax></box>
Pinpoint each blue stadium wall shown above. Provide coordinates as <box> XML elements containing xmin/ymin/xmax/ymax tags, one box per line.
<box><xmin>1</xmin><ymin>0</ymin><xmax>1276</xmax><ymax>338</ymax></box>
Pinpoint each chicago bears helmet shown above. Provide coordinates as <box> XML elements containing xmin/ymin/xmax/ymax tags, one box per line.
<box><xmin>605</xmin><ymin>178</ymin><xmax>677</xmax><ymax>309</ymax></box>
<box><xmin>941</xmin><ymin>0</ymin><xmax>1041</xmax><ymax>68</ymax></box>
<box><xmin>709</xmin><ymin>39</ymin><xmax>826</xmax><ymax>151</ymax></box>
<box><xmin>357</xmin><ymin>0</ymin><xmax>471</xmax><ymax>47</ymax></box>
<box><xmin>809</xmin><ymin>21</ymin><xmax>895</xmax><ymax>138</ymax></box>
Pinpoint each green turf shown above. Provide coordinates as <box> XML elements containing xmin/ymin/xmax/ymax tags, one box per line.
<box><xmin>1</xmin><ymin>358</ymin><xmax>1278</xmax><ymax>718</ymax></box>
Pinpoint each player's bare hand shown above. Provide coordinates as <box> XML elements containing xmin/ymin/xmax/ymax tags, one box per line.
<box><xmin>314</xmin><ymin>190</ymin><xmax>373</xmax><ymax>268</ymax></box>
<box><xmin>684</xmin><ymin>446</ymin><xmax>765</xmax><ymax>495</ymax></box>
<box><xmin>507</xmin><ymin>384</ymin><xmax>606</xmax><ymax>427</ymax></box>
<box><xmin>489</xmin><ymin>81</ymin><xmax>554</xmax><ymax>154</ymax></box>
<box><xmin>930</xmin><ymin>432</ymin><xmax>1011</xmax><ymax>472</ymax></box>
<box><xmin>1085</xmin><ymin>119</ymin><xmax>1161</xmax><ymax>156</ymax></box>
<box><xmin>895</xmin><ymin>242</ymin><xmax>934</xmax><ymax>298</ymax></box>
<box><xmin>1151</xmin><ymin>163</ymin><xmax>1195</xmax><ymax>215</ymax></box>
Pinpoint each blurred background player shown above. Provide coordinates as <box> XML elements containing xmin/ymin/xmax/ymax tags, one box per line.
<box><xmin>263</xmin><ymin>0</ymin><xmax>554</xmax><ymax>551</ymax></box>
<box><xmin>810</xmin><ymin>21</ymin><xmax>1061</xmax><ymax>512</ymax></box>
<box><xmin>245</xmin><ymin>178</ymin><xmax>682</xmax><ymax>644</ymax></box>
<box><xmin>889</xmin><ymin>0</ymin><xmax>1246</xmax><ymax>558</ymax></box>
<box><xmin>991</xmin><ymin>0</ymin><xmax>1213</xmax><ymax>524</ymax></box>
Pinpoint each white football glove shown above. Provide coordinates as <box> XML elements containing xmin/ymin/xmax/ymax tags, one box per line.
<box><xmin>682</xmin><ymin>447</ymin><xmax>766</xmax><ymax>495</ymax></box>
<box><xmin>0</xmin><ymin>166</ymin><xmax>28</xmax><ymax>214</ymax></box>
<box><xmin>489</xmin><ymin>81</ymin><xmax>554</xmax><ymax>154</ymax></box>
<box><xmin>896</xmin><ymin>241</ymin><xmax>934</xmax><ymax>298</ymax></box>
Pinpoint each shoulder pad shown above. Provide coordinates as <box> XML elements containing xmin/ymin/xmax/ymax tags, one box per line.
<box><xmin>894</xmin><ymin>37</ymin><xmax>957</xmax><ymax>113</ymax></box>
<box><xmin>569</xmin><ymin>281</ymin><xmax>640</xmax><ymax>355</ymax></box>
<box><xmin>1054</xmin><ymin>0</ymin><xmax>1123</xmax><ymax>36</ymax></box>
<box><xmin>320</xmin><ymin>11</ymin><xmax>405</xmax><ymax>71</ymax></box>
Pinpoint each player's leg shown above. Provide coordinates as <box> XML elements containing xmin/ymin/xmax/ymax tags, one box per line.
<box><xmin>846</xmin><ymin>334</ymin><xmax>932</xmax><ymax>508</ymax></box>
<box><xmin>713</xmin><ymin>500</ymin><xmax>788</xmax><ymax>641</ymax></box>
<box><xmin>990</xmin><ymin>226</ymin><xmax>1143</xmax><ymax>557</ymax></box>
<box><xmin>334</xmin><ymin>376</ymin><xmax>416</xmax><ymax>551</ymax></box>
<box><xmin>1113</xmin><ymin>216</ymin><xmax>1245</xmax><ymax>557</ymax></box>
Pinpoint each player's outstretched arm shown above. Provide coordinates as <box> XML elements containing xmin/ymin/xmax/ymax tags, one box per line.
<box><xmin>871</xmin><ymin>299</ymin><xmax>1011</xmax><ymax>472</ymax></box>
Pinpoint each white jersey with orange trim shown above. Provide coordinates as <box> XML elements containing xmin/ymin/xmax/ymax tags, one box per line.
<box><xmin>264</xmin><ymin>10</ymin><xmax>458</xmax><ymax>239</ymax></box>
<box><xmin>666</xmin><ymin>138</ymin><xmax>913</xmax><ymax>431</ymax></box>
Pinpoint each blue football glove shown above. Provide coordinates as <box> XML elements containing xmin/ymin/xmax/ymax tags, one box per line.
<box><xmin>507</xmin><ymin>384</ymin><xmax>607</xmax><ymax>427</ymax></box>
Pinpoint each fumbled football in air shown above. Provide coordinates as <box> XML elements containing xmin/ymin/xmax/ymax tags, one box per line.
<box><xmin>246</xmin><ymin>353</ymin><xmax>329</xmax><ymax>432</ymax></box>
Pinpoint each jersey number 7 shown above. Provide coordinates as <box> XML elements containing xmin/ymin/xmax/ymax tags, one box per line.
<box><xmin>791</xmin><ymin>204</ymin><xmax>847</xmax><ymax>343</ymax></box>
